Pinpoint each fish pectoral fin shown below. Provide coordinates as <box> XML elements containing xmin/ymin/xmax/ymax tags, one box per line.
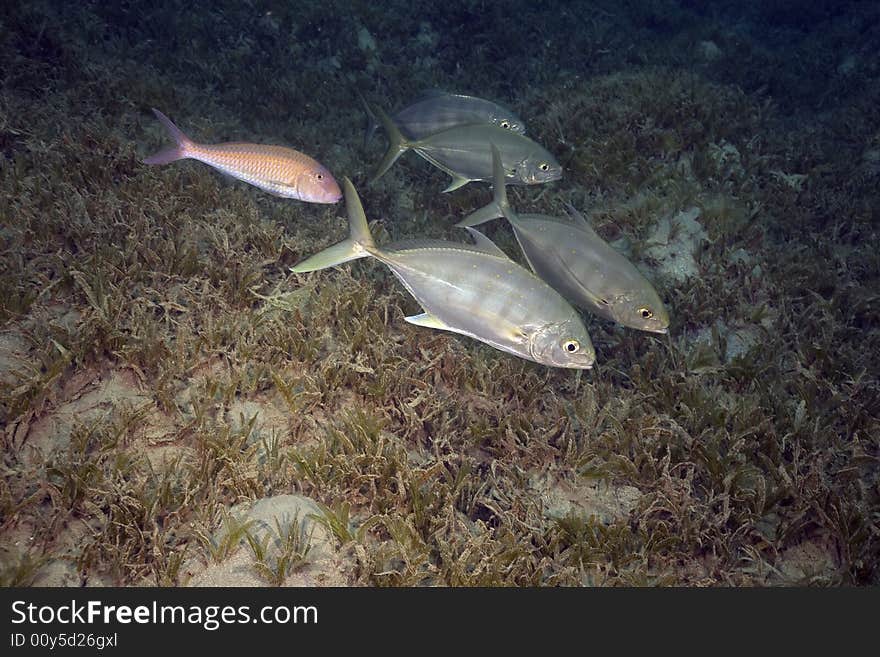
<box><xmin>465</xmin><ymin>228</ymin><xmax>510</xmax><ymax>259</ymax></box>
<box><xmin>563</xmin><ymin>203</ymin><xmax>600</xmax><ymax>238</ymax></box>
<box><xmin>442</xmin><ymin>175</ymin><xmax>471</xmax><ymax>193</ymax></box>
<box><xmin>405</xmin><ymin>312</ymin><xmax>452</xmax><ymax>330</ymax></box>
<box><xmin>557</xmin><ymin>255</ymin><xmax>611</xmax><ymax>308</ymax></box>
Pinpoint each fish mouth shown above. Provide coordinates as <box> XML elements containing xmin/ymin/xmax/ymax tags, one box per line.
<box><xmin>317</xmin><ymin>188</ymin><xmax>343</xmax><ymax>203</ymax></box>
<box><xmin>529</xmin><ymin>170</ymin><xmax>562</xmax><ymax>185</ymax></box>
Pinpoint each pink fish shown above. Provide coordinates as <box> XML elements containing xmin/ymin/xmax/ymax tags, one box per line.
<box><xmin>143</xmin><ymin>108</ymin><xmax>341</xmax><ymax>204</ymax></box>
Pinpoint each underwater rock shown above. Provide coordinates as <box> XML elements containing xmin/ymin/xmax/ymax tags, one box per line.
<box><xmin>723</xmin><ymin>325</ymin><xmax>761</xmax><ymax>362</ymax></box>
<box><xmin>698</xmin><ymin>40</ymin><xmax>722</xmax><ymax>62</ymax></box>
<box><xmin>357</xmin><ymin>25</ymin><xmax>379</xmax><ymax>73</ymax></box>
<box><xmin>687</xmin><ymin>318</ymin><xmax>762</xmax><ymax>365</ymax></box>
<box><xmin>837</xmin><ymin>55</ymin><xmax>857</xmax><ymax>76</ymax></box>
<box><xmin>861</xmin><ymin>148</ymin><xmax>880</xmax><ymax>177</ymax></box>
<box><xmin>644</xmin><ymin>207</ymin><xmax>707</xmax><ymax>283</ymax></box>
<box><xmin>771</xmin><ymin>169</ymin><xmax>808</xmax><ymax>191</ymax></box>
<box><xmin>415</xmin><ymin>22</ymin><xmax>439</xmax><ymax>50</ymax></box>
<box><xmin>728</xmin><ymin>248</ymin><xmax>753</xmax><ymax>267</ymax></box>
<box><xmin>707</xmin><ymin>140</ymin><xmax>745</xmax><ymax>181</ymax></box>
<box><xmin>357</xmin><ymin>26</ymin><xmax>377</xmax><ymax>54</ymax></box>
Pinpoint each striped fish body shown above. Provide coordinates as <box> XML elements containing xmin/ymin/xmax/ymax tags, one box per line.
<box><xmin>143</xmin><ymin>109</ymin><xmax>341</xmax><ymax>204</ymax></box>
<box><xmin>178</xmin><ymin>142</ymin><xmax>340</xmax><ymax>200</ymax></box>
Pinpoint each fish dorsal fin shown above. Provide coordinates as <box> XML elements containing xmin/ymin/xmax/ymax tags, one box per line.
<box><xmin>405</xmin><ymin>312</ymin><xmax>451</xmax><ymax>330</ymax></box>
<box><xmin>415</xmin><ymin>89</ymin><xmax>453</xmax><ymax>100</ymax></box>
<box><xmin>443</xmin><ymin>175</ymin><xmax>471</xmax><ymax>193</ymax></box>
<box><xmin>465</xmin><ymin>228</ymin><xmax>509</xmax><ymax>259</ymax></box>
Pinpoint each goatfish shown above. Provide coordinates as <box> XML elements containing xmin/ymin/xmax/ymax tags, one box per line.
<box><xmin>143</xmin><ymin>108</ymin><xmax>342</xmax><ymax>204</ymax></box>
<box><xmin>361</xmin><ymin>90</ymin><xmax>525</xmax><ymax>146</ymax></box>
<box><xmin>458</xmin><ymin>146</ymin><xmax>670</xmax><ymax>334</ymax></box>
<box><xmin>291</xmin><ymin>178</ymin><xmax>595</xmax><ymax>369</ymax></box>
<box><xmin>370</xmin><ymin>105</ymin><xmax>561</xmax><ymax>192</ymax></box>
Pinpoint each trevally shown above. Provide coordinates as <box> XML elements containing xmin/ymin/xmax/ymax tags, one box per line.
<box><xmin>458</xmin><ymin>146</ymin><xmax>670</xmax><ymax>333</ymax></box>
<box><xmin>369</xmin><ymin>105</ymin><xmax>561</xmax><ymax>192</ymax></box>
<box><xmin>361</xmin><ymin>90</ymin><xmax>525</xmax><ymax>146</ymax></box>
<box><xmin>291</xmin><ymin>178</ymin><xmax>594</xmax><ymax>369</ymax></box>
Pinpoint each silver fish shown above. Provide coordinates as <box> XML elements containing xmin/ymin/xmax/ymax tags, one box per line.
<box><xmin>370</xmin><ymin>105</ymin><xmax>561</xmax><ymax>192</ymax></box>
<box><xmin>362</xmin><ymin>90</ymin><xmax>525</xmax><ymax>145</ymax></box>
<box><xmin>458</xmin><ymin>146</ymin><xmax>670</xmax><ymax>334</ymax></box>
<box><xmin>291</xmin><ymin>178</ymin><xmax>594</xmax><ymax>369</ymax></box>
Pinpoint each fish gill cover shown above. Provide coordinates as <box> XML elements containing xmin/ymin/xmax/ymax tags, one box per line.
<box><xmin>0</xmin><ymin>0</ymin><xmax>878</xmax><ymax>587</ymax></box>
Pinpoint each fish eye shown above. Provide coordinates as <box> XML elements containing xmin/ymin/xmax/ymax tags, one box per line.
<box><xmin>562</xmin><ymin>340</ymin><xmax>580</xmax><ymax>353</ymax></box>
<box><xmin>539</xmin><ymin>163</ymin><xmax>549</xmax><ymax>171</ymax></box>
<box><xmin>639</xmin><ymin>307</ymin><xmax>653</xmax><ymax>319</ymax></box>
<box><xmin>500</xmin><ymin>120</ymin><xmax>511</xmax><ymax>129</ymax></box>
<box><xmin>316</xmin><ymin>173</ymin><xmax>324</xmax><ymax>180</ymax></box>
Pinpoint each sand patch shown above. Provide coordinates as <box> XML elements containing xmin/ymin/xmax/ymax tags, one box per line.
<box><xmin>773</xmin><ymin>537</ymin><xmax>839</xmax><ymax>585</ymax></box>
<box><xmin>21</xmin><ymin>369</ymin><xmax>151</xmax><ymax>463</ymax></box>
<box><xmin>538</xmin><ymin>473</ymin><xmax>642</xmax><ymax>525</ymax></box>
<box><xmin>185</xmin><ymin>494</ymin><xmax>348</xmax><ymax>586</ymax></box>
<box><xmin>0</xmin><ymin>331</ymin><xmax>31</xmax><ymax>386</ymax></box>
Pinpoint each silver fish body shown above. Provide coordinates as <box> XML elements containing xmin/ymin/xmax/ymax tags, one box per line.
<box><xmin>459</xmin><ymin>146</ymin><xmax>669</xmax><ymax>334</ymax></box>
<box><xmin>361</xmin><ymin>91</ymin><xmax>525</xmax><ymax>148</ymax></box>
<box><xmin>371</xmin><ymin>107</ymin><xmax>561</xmax><ymax>192</ymax></box>
<box><xmin>291</xmin><ymin>178</ymin><xmax>594</xmax><ymax>369</ymax></box>
<box><xmin>380</xmin><ymin>91</ymin><xmax>526</xmax><ymax>141</ymax></box>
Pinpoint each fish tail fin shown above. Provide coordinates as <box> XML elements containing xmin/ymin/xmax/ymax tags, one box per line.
<box><xmin>357</xmin><ymin>90</ymin><xmax>379</xmax><ymax>149</ymax></box>
<box><xmin>456</xmin><ymin>144</ymin><xmax>512</xmax><ymax>228</ymax></box>
<box><xmin>369</xmin><ymin>105</ymin><xmax>412</xmax><ymax>184</ymax></box>
<box><xmin>143</xmin><ymin>108</ymin><xmax>193</xmax><ymax>165</ymax></box>
<box><xmin>290</xmin><ymin>178</ymin><xmax>377</xmax><ymax>273</ymax></box>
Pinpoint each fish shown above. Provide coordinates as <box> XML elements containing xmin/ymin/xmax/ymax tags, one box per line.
<box><xmin>458</xmin><ymin>146</ymin><xmax>670</xmax><ymax>334</ymax></box>
<box><xmin>143</xmin><ymin>108</ymin><xmax>341</xmax><ymax>204</ymax></box>
<box><xmin>291</xmin><ymin>177</ymin><xmax>595</xmax><ymax>369</ymax></box>
<box><xmin>361</xmin><ymin>90</ymin><xmax>526</xmax><ymax>146</ymax></box>
<box><xmin>369</xmin><ymin>105</ymin><xmax>561</xmax><ymax>192</ymax></box>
